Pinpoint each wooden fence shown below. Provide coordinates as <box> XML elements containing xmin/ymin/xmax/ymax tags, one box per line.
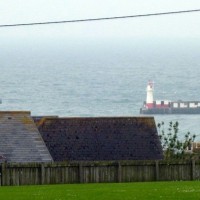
<box><xmin>0</xmin><ymin>160</ymin><xmax>200</xmax><ymax>186</ymax></box>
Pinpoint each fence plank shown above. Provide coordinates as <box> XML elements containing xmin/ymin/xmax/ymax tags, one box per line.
<box><xmin>155</xmin><ymin>161</ymin><xmax>159</xmax><ymax>181</ymax></box>
<box><xmin>118</xmin><ymin>162</ymin><xmax>122</xmax><ymax>183</ymax></box>
<box><xmin>192</xmin><ymin>160</ymin><xmax>195</xmax><ymax>180</ymax></box>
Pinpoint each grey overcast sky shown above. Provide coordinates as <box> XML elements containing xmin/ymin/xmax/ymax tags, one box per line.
<box><xmin>0</xmin><ymin>0</ymin><xmax>200</xmax><ymax>41</ymax></box>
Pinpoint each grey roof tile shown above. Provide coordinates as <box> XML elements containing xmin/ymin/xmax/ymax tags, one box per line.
<box><xmin>0</xmin><ymin>111</ymin><xmax>53</xmax><ymax>163</ymax></box>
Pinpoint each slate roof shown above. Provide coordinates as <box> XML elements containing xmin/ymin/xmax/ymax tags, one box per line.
<box><xmin>37</xmin><ymin>117</ymin><xmax>163</xmax><ymax>161</ymax></box>
<box><xmin>0</xmin><ymin>111</ymin><xmax>53</xmax><ymax>163</ymax></box>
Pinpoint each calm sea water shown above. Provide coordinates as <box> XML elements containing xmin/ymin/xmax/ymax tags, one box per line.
<box><xmin>1</xmin><ymin>39</ymin><xmax>200</xmax><ymax>138</ymax></box>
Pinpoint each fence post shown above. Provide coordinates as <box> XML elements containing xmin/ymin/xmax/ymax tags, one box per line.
<box><xmin>0</xmin><ymin>163</ymin><xmax>2</xmax><ymax>186</ymax></box>
<box><xmin>79</xmin><ymin>163</ymin><xmax>83</xmax><ymax>183</ymax></box>
<box><xmin>155</xmin><ymin>160</ymin><xmax>159</xmax><ymax>181</ymax></box>
<box><xmin>1</xmin><ymin>162</ymin><xmax>7</xmax><ymax>186</ymax></box>
<box><xmin>41</xmin><ymin>163</ymin><xmax>45</xmax><ymax>185</ymax></box>
<box><xmin>191</xmin><ymin>159</ymin><xmax>196</xmax><ymax>180</ymax></box>
<box><xmin>117</xmin><ymin>162</ymin><xmax>122</xmax><ymax>183</ymax></box>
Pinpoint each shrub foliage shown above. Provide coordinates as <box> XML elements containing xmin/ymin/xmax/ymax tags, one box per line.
<box><xmin>157</xmin><ymin>121</ymin><xmax>196</xmax><ymax>159</ymax></box>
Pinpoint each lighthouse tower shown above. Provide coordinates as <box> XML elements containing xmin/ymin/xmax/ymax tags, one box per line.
<box><xmin>146</xmin><ymin>81</ymin><xmax>154</xmax><ymax>108</ymax></box>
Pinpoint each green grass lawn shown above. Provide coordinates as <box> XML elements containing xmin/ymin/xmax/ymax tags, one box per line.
<box><xmin>0</xmin><ymin>181</ymin><xmax>200</xmax><ymax>200</ymax></box>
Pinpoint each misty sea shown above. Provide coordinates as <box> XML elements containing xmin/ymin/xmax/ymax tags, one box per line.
<box><xmin>1</xmin><ymin>38</ymin><xmax>200</xmax><ymax>139</ymax></box>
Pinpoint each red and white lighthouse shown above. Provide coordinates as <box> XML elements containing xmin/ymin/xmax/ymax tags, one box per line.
<box><xmin>146</xmin><ymin>81</ymin><xmax>154</xmax><ymax>108</ymax></box>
